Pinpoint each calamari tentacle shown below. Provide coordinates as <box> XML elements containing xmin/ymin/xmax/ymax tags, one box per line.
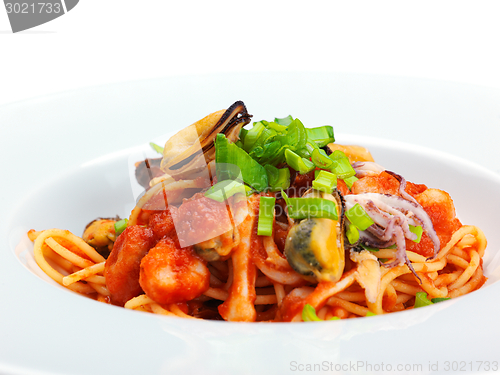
<box><xmin>352</xmin><ymin>162</ymin><xmax>385</xmax><ymax>177</ymax></box>
<box><xmin>384</xmin><ymin>170</ymin><xmax>418</xmax><ymax>204</ymax></box>
<box><xmin>383</xmin><ymin>227</ymin><xmax>421</xmax><ymax>282</ymax></box>
<box><xmin>345</xmin><ymin>193</ymin><xmax>440</xmax><ymax>257</ymax></box>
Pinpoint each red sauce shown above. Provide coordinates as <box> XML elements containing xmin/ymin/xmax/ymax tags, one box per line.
<box><xmin>149</xmin><ymin>209</ymin><xmax>176</xmax><ymax>240</ymax></box>
<box><xmin>170</xmin><ymin>194</ymin><xmax>233</xmax><ymax>248</ymax></box>
<box><xmin>105</xmin><ymin>226</ymin><xmax>155</xmax><ymax>306</ymax></box>
<box><xmin>139</xmin><ymin>237</ymin><xmax>210</xmax><ymax>305</ymax></box>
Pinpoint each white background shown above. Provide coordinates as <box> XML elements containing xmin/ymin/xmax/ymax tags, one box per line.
<box><xmin>2</xmin><ymin>3</ymin><xmax>500</xmax><ymax>374</ymax></box>
<box><xmin>1</xmin><ymin>0</ymin><xmax>500</xmax><ymax>106</ymax></box>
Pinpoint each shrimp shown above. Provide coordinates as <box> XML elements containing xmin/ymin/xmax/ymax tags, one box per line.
<box><xmin>139</xmin><ymin>237</ymin><xmax>210</xmax><ymax>305</ymax></box>
<box><xmin>407</xmin><ymin>188</ymin><xmax>462</xmax><ymax>257</ymax></box>
<box><xmin>105</xmin><ymin>226</ymin><xmax>155</xmax><ymax>306</ymax></box>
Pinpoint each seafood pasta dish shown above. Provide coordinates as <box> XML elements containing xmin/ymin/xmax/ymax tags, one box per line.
<box><xmin>28</xmin><ymin>101</ymin><xmax>487</xmax><ymax>322</ymax></box>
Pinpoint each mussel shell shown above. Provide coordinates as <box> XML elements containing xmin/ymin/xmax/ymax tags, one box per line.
<box><xmin>160</xmin><ymin>101</ymin><xmax>252</xmax><ymax>179</ymax></box>
<box><xmin>284</xmin><ymin>189</ymin><xmax>346</xmax><ymax>283</ymax></box>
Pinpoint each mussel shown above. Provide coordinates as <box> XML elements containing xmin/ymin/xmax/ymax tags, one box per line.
<box><xmin>284</xmin><ymin>189</ymin><xmax>346</xmax><ymax>283</ymax></box>
<box><xmin>160</xmin><ymin>101</ymin><xmax>252</xmax><ymax>179</ymax></box>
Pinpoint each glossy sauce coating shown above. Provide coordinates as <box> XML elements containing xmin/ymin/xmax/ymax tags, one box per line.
<box><xmin>105</xmin><ymin>226</ymin><xmax>155</xmax><ymax>306</ymax></box>
<box><xmin>139</xmin><ymin>237</ymin><xmax>210</xmax><ymax>305</ymax></box>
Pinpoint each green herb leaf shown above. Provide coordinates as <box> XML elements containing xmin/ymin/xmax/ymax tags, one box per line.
<box><xmin>414</xmin><ymin>292</ymin><xmax>433</xmax><ymax>308</ymax></box>
<box><xmin>282</xmin><ymin>191</ymin><xmax>338</xmax><ymax>220</ymax></box>
<box><xmin>346</xmin><ymin>203</ymin><xmax>375</xmax><ymax>231</ymax></box>
<box><xmin>215</xmin><ymin>134</ymin><xmax>268</xmax><ymax>191</ymax></box>
<box><xmin>431</xmin><ymin>297</ymin><xmax>451</xmax><ymax>304</ymax></box>
<box><xmin>205</xmin><ymin>180</ymin><xmax>246</xmax><ymax>202</ymax></box>
<box><xmin>257</xmin><ymin>196</ymin><xmax>276</xmax><ymax>236</ymax></box>
<box><xmin>114</xmin><ymin>219</ymin><xmax>128</xmax><ymax>236</ymax></box>
<box><xmin>149</xmin><ymin>142</ymin><xmax>164</xmax><ymax>154</ymax></box>
<box><xmin>312</xmin><ymin>170</ymin><xmax>337</xmax><ymax>193</ymax></box>
<box><xmin>409</xmin><ymin>225</ymin><xmax>423</xmax><ymax>243</ymax></box>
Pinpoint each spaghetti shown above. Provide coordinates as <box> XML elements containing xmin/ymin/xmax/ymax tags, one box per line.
<box><xmin>28</xmin><ymin>102</ymin><xmax>488</xmax><ymax>322</ymax></box>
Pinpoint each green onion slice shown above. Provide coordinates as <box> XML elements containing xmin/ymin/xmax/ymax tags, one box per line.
<box><xmin>284</xmin><ymin>118</ymin><xmax>307</xmax><ymax>151</ymax></box>
<box><xmin>302</xmin><ymin>304</ymin><xmax>339</xmax><ymax>321</ymax></box>
<box><xmin>274</xmin><ymin>115</ymin><xmax>294</xmax><ymax>126</ymax></box>
<box><xmin>265</xmin><ymin>164</ymin><xmax>290</xmax><ymax>192</ymax></box>
<box><xmin>245</xmin><ymin>185</ymin><xmax>255</xmax><ymax>196</ymax></box>
<box><xmin>282</xmin><ymin>191</ymin><xmax>338</xmax><ymax>220</ymax></box>
<box><xmin>359</xmin><ymin>243</ymin><xmax>380</xmax><ymax>252</ymax></box>
<box><xmin>306</xmin><ymin>126</ymin><xmax>335</xmax><ymax>147</ymax></box>
<box><xmin>302</xmin><ymin>304</ymin><xmax>322</xmax><ymax>321</ymax></box>
<box><xmin>414</xmin><ymin>292</ymin><xmax>433</xmax><ymax>308</ymax></box>
<box><xmin>243</xmin><ymin>121</ymin><xmax>266</xmax><ymax>151</ymax></box>
<box><xmin>149</xmin><ymin>142</ymin><xmax>164</xmax><ymax>154</ymax></box>
<box><xmin>312</xmin><ymin>170</ymin><xmax>337</xmax><ymax>193</ymax></box>
<box><xmin>312</xmin><ymin>148</ymin><xmax>333</xmax><ymax>169</ymax></box>
<box><xmin>346</xmin><ymin>222</ymin><xmax>360</xmax><ymax>244</ymax></box>
<box><xmin>257</xmin><ymin>196</ymin><xmax>275</xmax><ymax>236</ymax></box>
<box><xmin>114</xmin><ymin>218</ymin><xmax>128</xmax><ymax>236</ymax></box>
<box><xmin>205</xmin><ymin>179</ymin><xmax>246</xmax><ymax>202</ymax></box>
<box><xmin>284</xmin><ymin>149</ymin><xmax>315</xmax><ymax>174</ymax></box>
<box><xmin>409</xmin><ymin>225</ymin><xmax>423</xmax><ymax>243</ymax></box>
<box><xmin>366</xmin><ymin>311</ymin><xmax>377</xmax><ymax>317</ymax></box>
<box><xmin>215</xmin><ymin>134</ymin><xmax>268</xmax><ymax>191</ymax></box>
<box><xmin>343</xmin><ymin>175</ymin><xmax>359</xmax><ymax>189</ymax></box>
<box><xmin>346</xmin><ymin>203</ymin><xmax>375</xmax><ymax>231</ymax></box>
<box><xmin>331</xmin><ymin>158</ymin><xmax>356</xmax><ymax>180</ymax></box>
<box><xmin>238</xmin><ymin>128</ymin><xmax>248</xmax><ymax>144</ymax></box>
<box><xmin>431</xmin><ymin>297</ymin><xmax>450</xmax><ymax>303</ymax></box>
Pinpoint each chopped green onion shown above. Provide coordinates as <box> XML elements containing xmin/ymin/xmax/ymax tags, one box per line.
<box><xmin>295</xmin><ymin>145</ymin><xmax>313</xmax><ymax>159</ymax></box>
<box><xmin>243</xmin><ymin>121</ymin><xmax>266</xmax><ymax>151</ymax></box>
<box><xmin>329</xmin><ymin>150</ymin><xmax>347</xmax><ymax>161</ymax></box>
<box><xmin>244</xmin><ymin>185</ymin><xmax>255</xmax><ymax>196</ymax></box>
<box><xmin>264</xmin><ymin>164</ymin><xmax>278</xmax><ymax>186</ymax></box>
<box><xmin>330</xmin><ymin>157</ymin><xmax>356</xmax><ymax>179</ymax></box>
<box><xmin>258</xmin><ymin>196</ymin><xmax>276</xmax><ymax>236</ymax></box>
<box><xmin>274</xmin><ymin>115</ymin><xmax>294</xmax><ymax>126</ymax></box>
<box><xmin>302</xmin><ymin>304</ymin><xmax>340</xmax><ymax>321</ymax></box>
<box><xmin>249</xmin><ymin>127</ymin><xmax>277</xmax><ymax>153</ymax></box>
<box><xmin>302</xmin><ymin>304</ymin><xmax>322</xmax><ymax>321</ymax></box>
<box><xmin>431</xmin><ymin>297</ymin><xmax>450</xmax><ymax>303</ymax></box>
<box><xmin>312</xmin><ymin>148</ymin><xmax>333</xmax><ymax>169</ymax></box>
<box><xmin>251</xmin><ymin>141</ymin><xmax>281</xmax><ymax>162</ymax></box>
<box><xmin>343</xmin><ymin>175</ymin><xmax>359</xmax><ymax>189</ymax></box>
<box><xmin>366</xmin><ymin>311</ymin><xmax>377</xmax><ymax>317</ymax></box>
<box><xmin>414</xmin><ymin>292</ymin><xmax>433</xmax><ymax>308</ymax></box>
<box><xmin>283</xmin><ymin>118</ymin><xmax>307</xmax><ymax>152</ymax></box>
<box><xmin>114</xmin><ymin>218</ymin><xmax>128</xmax><ymax>236</ymax></box>
<box><xmin>346</xmin><ymin>223</ymin><xmax>360</xmax><ymax>244</ymax></box>
<box><xmin>265</xmin><ymin>165</ymin><xmax>290</xmax><ymax>192</ymax></box>
<box><xmin>306</xmin><ymin>126</ymin><xmax>335</xmax><ymax>147</ymax></box>
<box><xmin>204</xmin><ymin>179</ymin><xmax>245</xmax><ymax>202</ymax></box>
<box><xmin>346</xmin><ymin>203</ymin><xmax>375</xmax><ymax>231</ymax></box>
<box><xmin>282</xmin><ymin>191</ymin><xmax>338</xmax><ymax>220</ymax></box>
<box><xmin>359</xmin><ymin>243</ymin><xmax>396</xmax><ymax>252</ymax></box>
<box><xmin>215</xmin><ymin>134</ymin><xmax>268</xmax><ymax>191</ymax></box>
<box><xmin>312</xmin><ymin>170</ymin><xmax>337</xmax><ymax>193</ymax></box>
<box><xmin>266</xmin><ymin>121</ymin><xmax>288</xmax><ymax>133</ymax></box>
<box><xmin>359</xmin><ymin>243</ymin><xmax>380</xmax><ymax>252</ymax></box>
<box><xmin>149</xmin><ymin>142</ymin><xmax>164</xmax><ymax>154</ymax></box>
<box><xmin>284</xmin><ymin>149</ymin><xmax>315</xmax><ymax>174</ymax></box>
<box><xmin>409</xmin><ymin>225</ymin><xmax>423</xmax><ymax>243</ymax></box>
<box><xmin>239</xmin><ymin>128</ymin><xmax>248</xmax><ymax>144</ymax></box>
